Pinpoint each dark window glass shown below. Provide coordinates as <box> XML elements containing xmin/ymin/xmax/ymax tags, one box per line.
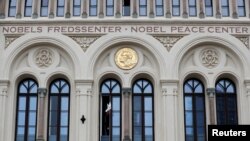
<box><xmin>216</xmin><ymin>79</ymin><xmax>238</xmax><ymax>125</ymax></box>
<box><xmin>132</xmin><ymin>79</ymin><xmax>154</xmax><ymax>141</ymax></box>
<box><xmin>73</xmin><ymin>0</ymin><xmax>81</xmax><ymax>16</ymax></box>
<box><xmin>139</xmin><ymin>0</ymin><xmax>147</xmax><ymax>16</ymax></box>
<box><xmin>15</xmin><ymin>79</ymin><xmax>38</xmax><ymax>141</ymax></box>
<box><xmin>24</xmin><ymin>0</ymin><xmax>33</xmax><ymax>17</ymax></box>
<box><xmin>205</xmin><ymin>0</ymin><xmax>213</xmax><ymax>16</ymax></box>
<box><xmin>8</xmin><ymin>0</ymin><xmax>16</xmax><ymax>17</ymax></box>
<box><xmin>221</xmin><ymin>0</ymin><xmax>229</xmax><ymax>16</ymax></box>
<box><xmin>100</xmin><ymin>79</ymin><xmax>121</xmax><ymax>141</ymax></box>
<box><xmin>184</xmin><ymin>79</ymin><xmax>206</xmax><ymax>141</ymax></box>
<box><xmin>172</xmin><ymin>0</ymin><xmax>180</xmax><ymax>16</ymax></box>
<box><xmin>48</xmin><ymin>79</ymin><xmax>70</xmax><ymax>141</ymax></box>
<box><xmin>156</xmin><ymin>0</ymin><xmax>163</xmax><ymax>16</ymax></box>
<box><xmin>106</xmin><ymin>0</ymin><xmax>114</xmax><ymax>16</ymax></box>
<box><xmin>40</xmin><ymin>0</ymin><xmax>49</xmax><ymax>17</ymax></box>
<box><xmin>89</xmin><ymin>0</ymin><xmax>97</xmax><ymax>16</ymax></box>
<box><xmin>189</xmin><ymin>0</ymin><xmax>197</xmax><ymax>16</ymax></box>
<box><xmin>238</xmin><ymin>0</ymin><xmax>246</xmax><ymax>17</ymax></box>
<box><xmin>57</xmin><ymin>0</ymin><xmax>65</xmax><ymax>17</ymax></box>
<box><xmin>123</xmin><ymin>0</ymin><xmax>130</xmax><ymax>16</ymax></box>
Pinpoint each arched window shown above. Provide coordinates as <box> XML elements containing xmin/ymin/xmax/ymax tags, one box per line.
<box><xmin>184</xmin><ymin>79</ymin><xmax>206</xmax><ymax>141</ymax></box>
<box><xmin>89</xmin><ymin>0</ymin><xmax>97</xmax><ymax>16</ymax></box>
<box><xmin>106</xmin><ymin>0</ymin><xmax>114</xmax><ymax>16</ymax></box>
<box><xmin>238</xmin><ymin>0</ymin><xmax>246</xmax><ymax>17</ymax></box>
<box><xmin>155</xmin><ymin>0</ymin><xmax>164</xmax><ymax>16</ymax></box>
<box><xmin>132</xmin><ymin>79</ymin><xmax>154</xmax><ymax>141</ymax></box>
<box><xmin>48</xmin><ymin>79</ymin><xmax>70</xmax><ymax>141</ymax></box>
<box><xmin>123</xmin><ymin>0</ymin><xmax>130</xmax><ymax>16</ymax></box>
<box><xmin>73</xmin><ymin>0</ymin><xmax>81</xmax><ymax>16</ymax></box>
<box><xmin>216</xmin><ymin>79</ymin><xmax>238</xmax><ymax>125</ymax></box>
<box><xmin>100</xmin><ymin>79</ymin><xmax>122</xmax><ymax>141</ymax></box>
<box><xmin>139</xmin><ymin>0</ymin><xmax>147</xmax><ymax>16</ymax></box>
<box><xmin>57</xmin><ymin>0</ymin><xmax>65</xmax><ymax>17</ymax></box>
<box><xmin>15</xmin><ymin>79</ymin><xmax>38</xmax><ymax>141</ymax></box>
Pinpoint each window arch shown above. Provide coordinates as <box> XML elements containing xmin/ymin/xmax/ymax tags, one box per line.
<box><xmin>132</xmin><ymin>79</ymin><xmax>154</xmax><ymax>141</ymax></box>
<box><xmin>184</xmin><ymin>79</ymin><xmax>206</xmax><ymax>141</ymax></box>
<box><xmin>15</xmin><ymin>79</ymin><xmax>38</xmax><ymax>141</ymax></box>
<box><xmin>48</xmin><ymin>79</ymin><xmax>70</xmax><ymax>141</ymax></box>
<box><xmin>216</xmin><ymin>79</ymin><xmax>238</xmax><ymax>125</ymax></box>
<box><xmin>100</xmin><ymin>79</ymin><xmax>122</xmax><ymax>141</ymax></box>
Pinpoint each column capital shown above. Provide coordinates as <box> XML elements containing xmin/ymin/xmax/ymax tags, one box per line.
<box><xmin>122</xmin><ymin>88</ymin><xmax>131</xmax><ymax>95</ymax></box>
<box><xmin>38</xmin><ymin>88</ymin><xmax>47</xmax><ymax>98</ymax></box>
<box><xmin>206</xmin><ymin>88</ymin><xmax>215</xmax><ymax>97</ymax></box>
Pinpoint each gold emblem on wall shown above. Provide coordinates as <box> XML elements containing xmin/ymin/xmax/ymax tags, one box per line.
<box><xmin>115</xmin><ymin>48</ymin><xmax>138</xmax><ymax>70</ymax></box>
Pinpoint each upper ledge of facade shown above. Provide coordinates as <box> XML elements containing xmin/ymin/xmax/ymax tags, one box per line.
<box><xmin>0</xmin><ymin>18</ymin><xmax>250</xmax><ymax>25</ymax></box>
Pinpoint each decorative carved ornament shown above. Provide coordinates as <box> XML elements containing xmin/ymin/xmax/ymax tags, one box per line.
<box><xmin>35</xmin><ymin>49</ymin><xmax>53</xmax><ymax>68</ymax></box>
<box><xmin>200</xmin><ymin>49</ymin><xmax>219</xmax><ymax>69</ymax></box>
<box><xmin>115</xmin><ymin>48</ymin><xmax>138</xmax><ymax>70</ymax></box>
<box><xmin>5</xmin><ymin>36</ymin><xmax>19</xmax><ymax>48</ymax></box>
<box><xmin>237</xmin><ymin>37</ymin><xmax>249</xmax><ymax>48</ymax></box>
<box><xmin>154</xmin><ymin>36</ymin><xmax>182</xmax><ymax>51</ymax></box>
<box><xmin>70</xmin><ymin>36</ymin><xmax>99</xmax><ymax>52</ymax></box>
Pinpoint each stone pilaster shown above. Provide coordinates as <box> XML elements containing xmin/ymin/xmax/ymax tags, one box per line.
<box><xmin>115</xmin><ymin>0</ymin><xmax>121</xmax><ymax>18</ymax></box>
<box><xmin>16</xmin><ymin>0</ymin><xmax>22</xmax><ymax>18</ymax></box>
<box><xmin>245</xmin><ymin>80</ymin><xmax>250</xmax><ymax>123</ymax></box>
<box><xmin>149</xmin><ymin>0</ymin><xmax>154</xmax><ymax>18</ymax></box>
<box><xmin>0</xmin><ymin>80</ymin><xmax>9</xmax><ymax>141</ymax></box>
<box><xmin>161</xmin><ymin>80</ymin><xmax>178</xmax><ymax>141</ymax></box>
<box><xmin>82</xmin><ymin>0</ymin><xmax>88</xmax><ymax>18</ymax></box>
<box><xmin>231</xmin><ymin>0</ymin><xmax>238</xmax><ymax>18</ymax></box>
<box><xmin>32</xmin><ymin>0</ymin><xmax>38</xmax><ymax>18</ymax></box>
<box><xmin>215</xmin><ymin>0</ymin><xmax>221</xmax><ymax>18</ymax></box>
<box><xmin>165</xmin><ymin>0</ymin><xmax>171</xmax><ymax>18</ymax></box>
<box><xmin>123</xmin><ymin>88</ymin><xmax>131</xmax><ymax>141</ymax></box>
<box><xmin>0</xmin><ymin>0</ymin><xmax>6</xmax><ymax>19</ymax></box>
<box><xmin>182</xmin><ymin>0</ymin><xmax>188</xmax><ymax>18</ymax></box>
<box><xmin>199</xmin><ymin>0</ymin><xmax>205</xmax><ymax>18</ymax></box>
<box><xmin>132</xmin><ymin>0</ymin><xmax>137</xmax><ymax>18</ymax></box>
<box><xmin>99</xmin><ymin>0</ymin><xmax>104</xmax><ymax>18</ymax></box>
<box><xmin>206</xmin><ymin>88</ymin><xmax>216</xmax><ymax>125</ymax></box>
<box><xmin>65</xmin><ymin>0</ymin><xmax>71</xmax><ymax>18</ymax></box>
<box><xmin>49</xmin><ymin>0</ymin><xmax>55</xmax><ymax>18</ymax></box>
<box><xmin>36</xmin><ymin>88</ymin><xmax>47</xmax><ymax>141</ymax></box>
<box><xmin>75</xmin><ymin>80</ymin><xmax>93</xmax><ymax>141</ymax></box>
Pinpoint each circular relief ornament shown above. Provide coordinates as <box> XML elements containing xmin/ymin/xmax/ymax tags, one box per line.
<box><xmin>115</xmin><ymin>48</ymin><xmax>138</xmax><ymax>70</ymax></box>
<box><xmin>35</xmin><ymin>49</ymin><xmax>53</xmax><ymax>68</ymax></box>
<box><xmin>200</xmin><ymin>49</ymin><xmax>219</xmax><ymax>69</ymax></box>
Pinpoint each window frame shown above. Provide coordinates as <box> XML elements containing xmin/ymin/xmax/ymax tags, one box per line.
<box><xmin>205</xmin><ymin>0</ymin><xmax>213</xmax><ymax>16</ymax></box>
<box><xmin>73</xmin><ymin>0</ymin><xmax>81</xmax><ymax>16</ymax></box>
<box><xmin>172</xmin><ymin>0</ymin><xmax>180</xmax><ymax>16</ymax></box>
<box><xmin>215</xmin><ymin>79</ymin><xmax>238</xmax><ymax>125</ymax></box>
<box><xmin>47</xmin><ymin>79</ymin><xmax>70</xmax><ymax>141</ymax></box>
<box><xmin>155</xmin><ymin>0</ymin><xmax>164</xmax><ymax>16</ymax></box>
<box><xmin>89</xmin><ymin>0</ymin><xmax>98</xmax><ymax>16</ymax></box>
<box><xmin>139</xmin><ymin>0</ymin><xmax>147</xmax><ymax>16</ymax></box>
<box><xmin>189</xmin><ymin>0</ymin><xmax>197</xmax><ymax>17</ymax></box>
<box><xmin>100</xmin><ymin>79</ymin><xmax>122</xmax><ymax>141</ymax></box>
<box><xmin>183</xmin><ymin>79</ymin><xmax>207</xmax><ymax>141</ymax></box>
<box><xmin>221</xmin><ymin>0</ymin><xmax>230</xmax><ymax>17</ymax></box>
<box><xmin>57</xmin><ymin>0</ymin><xmax>65</xmax><ymax>17</ymax></box>
<box><xmin>40</xmin><ymin>0</ymin><xmax>49</xmax><ymax>17</ymax></box>
<box><xmin>15</xmin><ymin>79</ymin><xmax>38</xmax><ymax>141</ymax></box>
<box><xmin>24</xmin><ymin>0</ymin><xmax>33</xmax><ymax>17</ymax></box>
<box><xmin>132</xmin><ymin>79</ymin><xmax>154</xmax><ymax>141</ymax></box>
<box><xmin>238</xmin><ymin>0</ymin><xmax>246</xmax><ymax>17</ymax></box>
<box><xmin>106</xmin><ymin>0</ymin><xmax>114</xmax><ymax>16</ymax></box>
<box><xmin>8</xmin><ymin>0</ymin><xmax>17</xmax><ymax>17</ymax></box>
<box><xmin>123</xmin><ymin>0</ymin><xmax>131</xmax><ymax>16</ymax></box>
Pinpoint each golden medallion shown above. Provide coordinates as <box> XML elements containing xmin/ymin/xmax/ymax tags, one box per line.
<box><xmin>115</xmin><ymin>48</ymin><xmax>138</xmax><ymax>70</ymax></box>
